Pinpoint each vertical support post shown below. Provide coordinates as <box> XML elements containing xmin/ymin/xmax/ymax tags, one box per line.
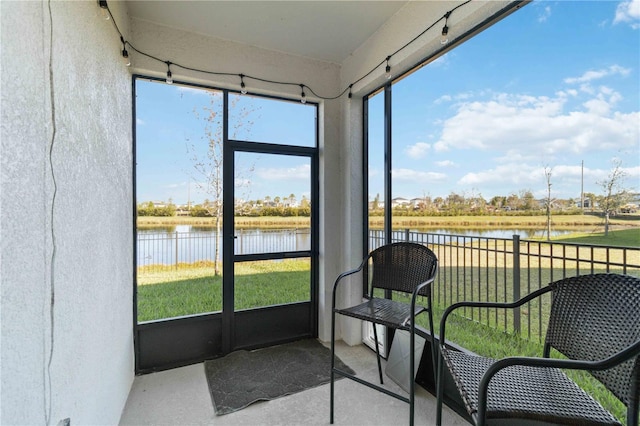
<box><xmin>175</xmin><ymin>231</ymin><xmax>179</xmax><ymax>269</ymax></box>
<box><xmin>383</xmin><ymin>83</ymin><xmax>392</xmax><ymax>246</ymax></box>
<box><xmin>512</xmin><ymin>234</ymin><xmax>521</xmax><ymax>334</ymax></box>
<box><xmin>405</xmin><ymin>228</ymin><xmax>410</xmax><ymax>242</ymax></box>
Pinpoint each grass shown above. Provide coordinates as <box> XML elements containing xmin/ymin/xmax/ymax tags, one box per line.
<box><xmin>369</xmin><ymin>213</ymin><xmax>638</xmax><ymax>230</ymax></box>
<box><xmin>551</xmin><ymin>227</ymin><xmax>640</xmax><ymax>247</ymax></box>
<box><xmin>137</xmin><ymin>259</ymin><xmax>310</xmax><ymax>322</ymax></box>
<box><xmin>138</xmin><ymin>213</ymin><xmax>639</xmax><ymax>230</ymax></box>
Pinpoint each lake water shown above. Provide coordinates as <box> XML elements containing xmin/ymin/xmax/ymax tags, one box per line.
<box><xmin>137</xmin><ymin>226</ymin><xmax>579</xmax><ymax>267</ymax></box>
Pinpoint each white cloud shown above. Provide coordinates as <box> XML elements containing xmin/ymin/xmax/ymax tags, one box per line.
<box><xmin>435</xmin><ymin>160</ymin><xmax>456</xmax><ymax>167</ymax></box>
<box><xmin>136</xmin><ymin>118</ymin><xmax>145</xmax><ymax>125</ymax></box>
<box><xmin>176</xmin><ymin>85</ymin><xmax>220</xmax><ymax>97</ymax></box>
<box><xmin>256</xmin><ymin>164</ymin><xmax>310</xmax><ymax>180</ymax></box>
<box><xmin>434</xmin><ymin>94</ymin><xmax>452</xmax><ymax>104</ymax></box>
<box><xmin>538</xmin><ymin>5</ymin><xmax>552</xmax><ymax>23</ymax></box>
<box><xmin>431</xmin><ymin>54</ymin><xmax>450</xmax><ymax>68</ymax></box>
<box><xmin>458</xmin><ymin>164</ymin><xmax>539</xmax><ymax>187</ymax></box>
<box><xmin>433</xmin><ymin>89</ymin><xmax>638</xmax><ymax>157</ymax></box>
<box><xmin>564</xmin><ymin>65</ymin><xmax>631</xmax><ymax>84</ymax></box>
<box><xmin>434</xmin><ymin>91</ymin><xmax>474</xmax><ymax>105</ymax></box>
<box><xmin>614</xmin><ymin>0</ymin><xmax>640</xmax><ymax>28</ymax></box>
<box><xmin>166</xmin><ymin>182</ymin><xmax>186</xmax><ymax>189</ymax></box>
<box><xmin>623</xmin><ymin>165</ymin><xmax>640</xmax><ymax>182</ymax></box>
<box><xmin>583</xmin><ymin>99</ymin><xmax>611</xmax><ymax>116</ymax></box>
<box><xmin>392</xmin><ymin>168</ymin><xmax>447</xmax><ymax>182</ymax></box>
<box><xmin>458</xmin><ymin>163</ymin><xmax>597</xmax><ymax>199</ymax></box>
<box><xmin>405</xmin><ymin>142</ymin><xmax>431</xmax><ymax>159</ymax></box>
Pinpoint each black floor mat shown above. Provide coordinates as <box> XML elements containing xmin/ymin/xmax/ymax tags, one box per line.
<box><xmin>204</xmin><ymin>339</ymin><xmax>355</xmax><ymax>415</ymax></box>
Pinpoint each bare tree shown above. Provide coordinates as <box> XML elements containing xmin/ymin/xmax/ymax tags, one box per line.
<box><xmin>597</xmin><ymin>159</ymin><xmax>631</xmax><ymax>236</ymax></box>
<box><xmin>187</xmin><ymin>93</ymin><xmax>257</xmax><ymax>275</ymax></box>
<box><xmin>543</xmin><ymin>166</ymin><xmax>554</xmax><ymax>241</ymax></box>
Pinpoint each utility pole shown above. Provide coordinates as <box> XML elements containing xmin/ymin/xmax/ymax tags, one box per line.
<box><xmin>187</xmin><ymin>181</ymin><xmax>191</xmax><ymax>211</ymax></box>
<box><xmin>581</xmin><ymin>160</ymin><xmax>584</xmax><ymax>212</ymax></box>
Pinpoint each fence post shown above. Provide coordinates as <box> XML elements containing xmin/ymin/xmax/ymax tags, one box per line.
<box><xmin>175</xmin><ymin>231</ymin><xmax>179</xmax><ymax>269</ymax></box>
<box><xmin>512</xmin><ymin>234</ymin><xmax>521</xmax><ymax>334</ymax></box>
<box><xmin>405</xmin><ymin>228</ymin><xmax>410</xmax><ymax>242</ymax></box>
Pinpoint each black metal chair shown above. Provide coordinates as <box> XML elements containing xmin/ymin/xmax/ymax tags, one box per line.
<box><xmin>330</xmin><ymin>242</ymin><xmax>438</xmax><ymax>426</ymax></box>
<box><xmin>436</xmin><ymin>273</ymin><xmax>640</xmax><ymax>426</ymax></box>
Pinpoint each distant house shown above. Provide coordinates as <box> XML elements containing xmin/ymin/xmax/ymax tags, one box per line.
<box><xmin>391</xmin><ymin>197</ymin><xmax>410</xmax><ymax>208</ymax></box>
<box><xmin>576</xmin><ymin>199</ymin><xmax>592</xmax><ymax>208</ymax></box>
<box><xmin>410</xmin><ymin>198</ymin><xmax>424</xmax><ymax>208</ymax></box>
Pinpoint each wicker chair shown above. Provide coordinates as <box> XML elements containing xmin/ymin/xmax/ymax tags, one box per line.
<box><xmin>436</xmin><ymin>273</ymin><xmax>640</xmax><ymax>426</ymax></box>
<box><xmin>330</xmin><ymin>242</ymin><xmax>438</xmax><ymax>426</ymax></box>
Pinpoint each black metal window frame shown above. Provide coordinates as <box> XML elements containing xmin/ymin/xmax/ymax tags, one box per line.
<box><xmin>362</xmin><ymin>0</ymin><xmax>528</xmax><ymax>265</ymax></box>
<box><xmin>132</xmin><ymin>74</ymin><xmax>319</xmax><ymax>371</ymax></box>
<box><xmin>361</xmin><ymin>0</ymin><xmax>529</xmax><ymax>351</ymax></box>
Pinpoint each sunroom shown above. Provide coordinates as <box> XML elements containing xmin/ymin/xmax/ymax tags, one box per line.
<box><xmin>2</xmin><ymin>0</ymin><xmax>638</xmax><ymax>424</ymax></box>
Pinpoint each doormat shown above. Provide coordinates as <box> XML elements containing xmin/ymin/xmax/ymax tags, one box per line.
<box><xmin>203</xmin><ymin>339</ymin><xmax>355</xmax><ymax>415</ymax></box>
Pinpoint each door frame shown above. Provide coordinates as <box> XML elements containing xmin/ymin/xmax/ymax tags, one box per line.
<box><xmin>222</xmin><ymin>138</ymin><xmax>319</xmax><ymax>354</ymax></box>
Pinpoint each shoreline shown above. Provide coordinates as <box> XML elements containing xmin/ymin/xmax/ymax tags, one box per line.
<box><xmin>137</xmin><ymin>214</ymin><xmax>640</xmax><ymax>229</ymax></box>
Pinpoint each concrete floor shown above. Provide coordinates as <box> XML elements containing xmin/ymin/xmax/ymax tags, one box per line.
<box><xmin>119</xmin><ymin>341</ymin><xmax>467</xmax><ymax>425</ymax></box>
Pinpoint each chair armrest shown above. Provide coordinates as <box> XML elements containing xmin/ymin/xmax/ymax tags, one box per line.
<box><xmin>476</xmin><ymin>339</ymin><xmax>640</xmax><ymax>420</ymax></box>
<box><xmin>412</xmin><ymin>262</ymin><xmax>439</xmax><ymax>300</ymax></box>
<box><xmin>485</xmin><ymin>337</ymin><xmax>640</xmax><ymax>377</ymax></box>
<box><xmin>331</xmin><ymin>255</ymin><xmax>370</xmax><ymax>310</ymax></box>
<box><xmin>438</xmin><ymin>285</ymin><xmax>552</xmax><ymax>349</ymax></box>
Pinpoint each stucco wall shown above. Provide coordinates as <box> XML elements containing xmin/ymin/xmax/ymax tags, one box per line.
<box><xmin>1</xmin><ymin>1</ymin><xmax>134</xmax><ymax>424</ymax></box>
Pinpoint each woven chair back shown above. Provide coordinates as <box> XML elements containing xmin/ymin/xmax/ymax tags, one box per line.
<box><xmin>369</xmin><ymin>242</ymin><xmax>437</xmax><ymax>298</ymax></box>
<box><xmin>545</xmin><ymin>273</ymin><xmax>640</xmax><ymax>405</ymax></box>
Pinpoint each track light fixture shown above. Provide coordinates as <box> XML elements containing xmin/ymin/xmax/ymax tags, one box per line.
<box><xmin>240</xmin><ymin>74</ymin><xmax>247</xmax><ymax>95</ymax></box>
<box><xmin>441</xmin><ymin>11</ymin><xmax>451</xmax><ymax>45</ymax></box>
<box><xmin>98</xmin><ymin>0</ymin><xmax>109</xmax><ymax>20</ymax></box>
<box><xmin>120</xmin><ymin>37</ymin><xmax>130</xmax><ymax>66</ymax></box>
<box><xmin>165</xmin><ymin>61</ymin><xmax>173</xmax><ymax>84</ymax></box>
<box><xmin>385</xmin><ymin>56</ymin><xmax>392</xmax><ymax>80</ymax></box>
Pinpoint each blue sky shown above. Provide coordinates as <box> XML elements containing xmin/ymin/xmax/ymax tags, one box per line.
<box><xmin>137</xmin><ymin>0</ymin><xmax>639</xmax><ymax>205</ymax></box>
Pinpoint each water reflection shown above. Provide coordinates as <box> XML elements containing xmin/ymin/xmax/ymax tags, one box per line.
<box><xmin>405</xmin><ymin>228</ymin><xmax>577</xmax><ymax>239</ymax></box>
<box><xmin>137</xmin><ymin>226</ymin><xmax>585</xmax><ymax>267</ymax></box>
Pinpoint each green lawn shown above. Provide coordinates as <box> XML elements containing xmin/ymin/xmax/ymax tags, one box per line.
<box><xmin>137</xmin><ymin>259</ymin><xmax>310</xmax><ymax>322</ymax></box>
<box><xmin>552</xmin><ymin>227</ymin><xmax>640</xmax><ymax>247</ymax></box>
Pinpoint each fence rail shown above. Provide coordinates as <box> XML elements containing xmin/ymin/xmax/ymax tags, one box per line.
<box><xmin>138</xmin><ymin>228</ymin><xmax>640</xmax><ymax>341</ymax></box>
<box><xmin>370</xmin><ymin>229</ymin><xmax>640</xmax><ymax>341</ymax></box>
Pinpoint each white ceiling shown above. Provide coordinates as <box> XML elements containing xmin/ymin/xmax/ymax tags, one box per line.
<box><xmin>125</xmin><ymin>1</ymin><xmax>409</xmax><ymax>64</ymax></box>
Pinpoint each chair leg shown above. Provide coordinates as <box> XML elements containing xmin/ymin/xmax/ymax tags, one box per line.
<box><xmin>435</xmin><ymin>346</ymin><xmax>444</xmax><ymax>426</ymax></box>
<box><xmin>409</xmin><ymin>321</ymin><xmax>415</xmax><ymax>426</ymax></box>
<box><xmin>628</xmin><ymin>400</ymin><xmax>638</xmax><ymax>426</ymax></box>
<box><xmin>427</xmin><ymin>296</ymin><xmax>437</xmax><ymax>379</ymax></box>
<box><xmin>372</xmin><ymin>322</ymin><xmax>384</xmax><ymax>384</ymax></box>
<box><xmin>330</xmin><ymin>310</ymin><xmax>336</xmax><ymax>424</ymax></box>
